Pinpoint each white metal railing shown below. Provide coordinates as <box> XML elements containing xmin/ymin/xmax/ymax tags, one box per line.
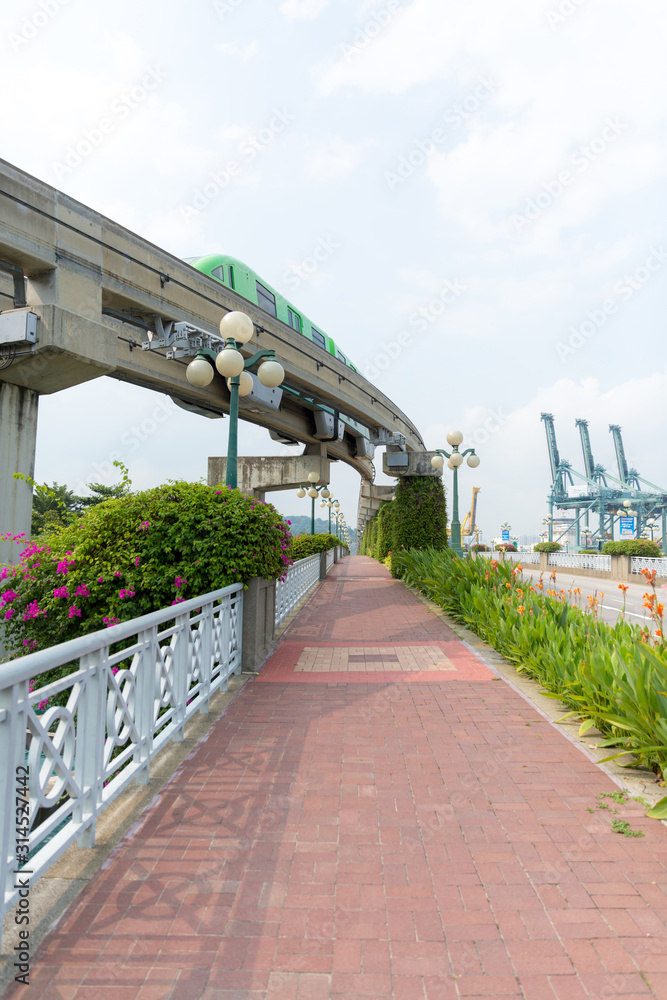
<box><xmin>495</xmin><ymin>550</ymin><xmax>539</xmax><ymax>563</ymax></box>
<box><xmin>548</xmin><ymin>552</ymin><xmax>611</xmax><ymax>572</ymax></box>
<box><xmin>1</xmin><ymin>583</ymin><xmax>242</xmax><ymax>923</ymax></box>
<box><xmin>631</xmin><ymin>556</ymin><xmax>667</xmax><ymax>576</ymax></box>
<box><xmin>326</xmin><ymin>549</ymin><xmax>335</xmax><ymax>572</ymax></box>
<box><xmin>275</xmin><ymin>554</ymin><xmax>320</xmax><ymax>627</ymax></box>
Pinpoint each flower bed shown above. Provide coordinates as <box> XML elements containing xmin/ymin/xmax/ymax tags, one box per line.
<box><xmin>393</xmin><ymin>547</ymin><xmax>667</xmax><ymax>778</ymax></box>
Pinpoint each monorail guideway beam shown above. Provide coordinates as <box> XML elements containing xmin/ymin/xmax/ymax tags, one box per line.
<box><xmin>0</xmin><ymin>158</ymin><xmax>424</xmax><ymax>555</ymax></box>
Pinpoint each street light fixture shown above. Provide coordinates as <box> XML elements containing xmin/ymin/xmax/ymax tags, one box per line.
<box><xmin>431</xmin><ymin>431</ymin><xmax>480</xmax><ymax>556</ymax></box>
<box><xmin>296</xmin><ymin>471</ymin><xmax>331</xmax><ymax>534</ymax></box>
<box><xmin>186</xmin><ymin>310</ymin><xmax>285</xmax><ymax>489</ymax></box>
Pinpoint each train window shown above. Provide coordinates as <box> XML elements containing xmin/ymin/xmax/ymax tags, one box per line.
<box><xmin>256</xmin><ymin>281</ymin><xmax>277</xmax><ymax>316</ymax></box>
<box><xmin>211</xmin><ymin>266</ymin><xmax>225</xmax><ymax>283</ymax></box>
<box><xmin>311</xmin><ymin>328</ymin><xmax>326</xmax><ymax>349</ymax></box>
<box><xmin>287</xmin><ymin>308</ymin><xmax>301</xmax><ymax>333</ymax></box>
<box><xmin>337</xmin><ymin>350</ymin><xmax>346</xmax><ymax>364</ymax></box>
<box><xmin>228</xmin><ymin>266</ymin><xmax>234</xmax><ymax>289</ymax></box>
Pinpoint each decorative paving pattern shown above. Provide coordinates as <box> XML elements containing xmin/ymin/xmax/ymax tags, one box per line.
<box><xmin>295</xmin><ymin>645</ymin><xmax>456</xmax><ymax>672</ymax></box>
<box><xmin>256</xmin><ymin>640</ymin><xmax>494</xmax><ymax>684</ymax></box>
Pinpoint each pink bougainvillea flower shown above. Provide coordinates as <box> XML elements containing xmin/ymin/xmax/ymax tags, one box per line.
<box><xmin>139</xmin><ymin>521</ymin><xmax>150</xmax><ymax>530</ymax></box>
<box><xmin>103</xmin><ymin>616</ymin><xmax>120</xmax><ymax>627</ymax></box>
<box><xmin>23</xmin><ymin>600</ymin><xmax>45</xmax><ymax>622</ymax></box>
<box><xmin>56</xmin><ymin>560</ymin><xmax>70</xmax><ymax>575</ymax></box>
<box><xmin>68</xmin><ymin>605</ymin><xmax>82</xmax><ymax>619</ymax></box>
<box><xmin>1</xmin><ymin>589</ymin><xmax>18</xmax><ymax>605</ymax></box>
<box><xmin>75</xmin><ymin>584</ymin><xmax>90</xmax><ymax>597</ymax></box>
<box><xmin>171</xmin><ymin>597</ymin><xmax>185</xmax><ymax>605</ymax></box>
<box><xmin>113</xmin><ymin>571</ymin><xmax>121</xmax><ymax>578</ymax></box>
<box><xmin>134</xmin><ymin>556</ymin><xmax>140</xmax><ymax>566</ymax></box>
<box><xmin>4</xmin><ymin>608</ymin><xmax>14</xmax><ymax>620</ymax></box>
<box><xmin>98</xmin><ymin>576</ymin><xmax>104</xmax><ymax>583</ymax></box>
<box><xmin>119</xmin><ymin>588</ymin><xmax>135</xmax><ymax>599</ymax></box>
<box><xmin>174</xmin><ymin>576</ymin><xmax>186</xmax><ymax>589</ymax></box>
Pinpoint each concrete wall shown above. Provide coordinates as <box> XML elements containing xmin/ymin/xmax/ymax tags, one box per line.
<box><xmin>0</xmin><ymin>382</ymin><xmax>39</xmax><ymax>566</ymax></box>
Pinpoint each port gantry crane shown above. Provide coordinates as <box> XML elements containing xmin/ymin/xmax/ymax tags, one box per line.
<box><xmin>540</xmin><ymin>413</ymin><xmax>667</xmax><ymax>551</ymax></box>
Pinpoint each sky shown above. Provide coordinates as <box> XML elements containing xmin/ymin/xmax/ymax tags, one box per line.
<box><xmin>2</xmin><ymin>0</ymin><xmax>667</xmax><ymax>543</ymax></box>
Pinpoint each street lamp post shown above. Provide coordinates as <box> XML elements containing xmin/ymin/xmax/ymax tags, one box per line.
<box><xmin>186</xmin><ymin>311</ymin><xmax>285</xmax><ymax>489</ymax></box>
<box><xmin>431</xmin><ymin>431</ymin><xmax>480</xmax><ymax>557</ymax></box>
<box><xmin>296</xmin><ymin>473</ymin><xmax>331</xmax><ymax>534</ymax></box>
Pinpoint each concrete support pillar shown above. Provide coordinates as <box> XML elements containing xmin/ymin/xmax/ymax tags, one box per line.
<box><xmin>319</xmin><ymin>551</ymin><xmax>328</xmax><ymax>580</ymax></box>
<box><xmin>241</xmin><ymin>576</ymin><xmax>276</xmax><ymax>673</ymax></box>
<box><xmin>0</xmin><ymin>382</ymin><xmax>39</xmax><ymax>566</ymax></box>
<box><xmin>539</xmin><ymin>552</ymin><xmax>549</xmax><ymax>572</ymax></box>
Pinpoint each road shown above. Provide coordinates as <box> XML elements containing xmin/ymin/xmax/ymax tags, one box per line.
<box><xmin>518</xmin><ymin>566</ymin><xmax>666</xmax><ymax>628</ymax></box>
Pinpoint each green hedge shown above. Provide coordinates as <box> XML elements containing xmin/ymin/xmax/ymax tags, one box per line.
<box><xmin>603</xmin><ymin>539</ymin><xmax>662</xmax><ymax>556</ymax></box>
<box><xmin>0</xmin><ymin>481</ymin><xmax>292</xmax><ymax>658</ymax></box>
<box><xmin>534</xmin><ymin>542</ymin><xmax>562</xmax><ymax>552</ymax></box>
<box><xmin>393</xmin><ymin>547</ymin><xmax>667</xmax><ymax>778</ymax></box>
<box><xmin>289</xmin><ymin>533</ymin><xmax>347</xmax><ymax>560</ymax></box>
<box><xmin>393</xmin><ymin>476</ymin><xmax>447</xmax><ymax>553</ymax></box>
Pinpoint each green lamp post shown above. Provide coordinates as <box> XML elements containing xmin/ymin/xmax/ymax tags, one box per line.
<box><xmin>296</xmin><ymin>473</ymin><xmax>331</xmax><ymax>534</ymax></box>
<box><xmin>185</xmin><ymin>311</ymin><xmax>285</xmax><ymax>489</ymax></box>
<box><xmin>430</xmin><ymin>430</ymin><xmax>480</xmax><ymax>557</ymax></box>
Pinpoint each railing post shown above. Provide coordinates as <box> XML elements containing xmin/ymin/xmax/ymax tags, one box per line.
<box><xmin>133</xmin><ymin>626</ymin><xmax>158</xmax><ymax>783</ymax></box>
<box><xmin>319</xmin><ymin>551</ymin><xmax>327</xmax><ymax>581</ymax></box>
<box><xmin>198</xmin><ymin>601</ymin><xmax>213</xmax><ymax>713</ymax></box>
<box><xmin>242</xmin><ymin>577</ymin><xmax>276</xmax><ymax>673</ymax></box>
<box><xmin>74</xmin><ymin>649</ymin><xmax>105</xmax><ymax>847</ymax></box>
<box><xmin>172</xmin><ymin>613</ymin><xmax>190</xmax><ymax>742</ymax></box>
<box><xmin>540</xmin><ymin>552</ymin><xmax>549</xmax><ymax>572</ymax></box>
<box><xmin>0</xmin><ymin>677</ymin><xmax>29</xmax><ymax>917</ymax></box>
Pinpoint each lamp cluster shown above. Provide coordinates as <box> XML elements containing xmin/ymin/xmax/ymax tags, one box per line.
<box><xmin>296</xmin><ymin>472</ymin><xmax>350</xmax><ymax>540</ymax></box>
<box><xmin>185</xmin><ymin>311</ymin><xmax>285</xmax><ymax>392</ymax></box>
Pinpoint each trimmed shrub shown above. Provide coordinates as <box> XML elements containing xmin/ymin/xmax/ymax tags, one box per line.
<box><xmin>471</xmin><ymin>544</ymin><xmax>489</xmax><ymax>552</ymax></box>
<box><xmin>393</xmin><ymin>477</ymin><xmax>447</xmax><ymax>553</ymax></box>
<box><xmin>579</xmin><ymin>549</ymin><xmax>599</xmax><ymax>554</ymax></box>
<box><xmin>289</xmin><ymin>533</ymin><xmax>347</xmax><ymax>560</ymax></box>
<box><xmin>603</xmin><ymin>539</ymin><xmax>662</xmax><ymax>557</ymax></box>
<box><xmin>496</xmin><ymin>543</ymin><xmax>517</xmax><ymax>553</ymax></box>
<box><xmin>0</xmin><ymin>481</ymin><xmax>292</xmax><ymax>658</ymax></box>
<box><xmin>534</xmin><ymin>542</ymin><xmax>562</xmax><ymax>553</ymax></box>
<box><xmin>376</xmin><ymin>501</ymin><xmax>396</xmax><ymax>561</ymax></box>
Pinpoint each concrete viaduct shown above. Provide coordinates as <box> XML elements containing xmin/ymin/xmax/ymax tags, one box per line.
<box><xmin>0</xmin><ymin>159</ymin><xmax>435</xmax><ymax>561</ymax></box>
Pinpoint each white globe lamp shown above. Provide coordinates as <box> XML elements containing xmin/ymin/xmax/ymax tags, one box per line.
<box><xmin>220</xmin><ymin>311</ymin><xmax>254</xmax><ymax>345</ymax></box>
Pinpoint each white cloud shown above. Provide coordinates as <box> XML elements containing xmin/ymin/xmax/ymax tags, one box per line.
<box><xmin>281</xmin><ymin>0</ymin><xmax>330</xmax><ymax>20</ymax></box>
<box><xmin>301</xmin><ymin>135</ymin><xmax>374</xmax><ymax>181</ymax></box>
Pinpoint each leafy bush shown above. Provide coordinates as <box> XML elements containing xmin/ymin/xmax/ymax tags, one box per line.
<box><xmin>534</xmin><ymin>542</ymin><xmax>562</xmax><ymax>552</ymax></box>
<box><xmin>289</xmin><ymin>533</ymin><xmax>347</xmax><ymax>560</ymax></box>
<box><xmin>393</xmin><ymin>547</ymin><xmax>667</xmax><ymax>777</ymax></box>
<box><xmin>579</xmin><ymin>549</ymin><xmax>599</xmax><ymax>554</ymax></box>
<box><xmin>393</xmin><ymin>477</ymin><xmax>447</xmax><ymax>554</ymax></box>
<box><xmin>0</xmin><ymin>481</ymin><xmax>292</xmax><ymax>658</ymax></box>
<box><xmin>376</xmin><ymin>502</ymin><xmax>396</xmax><ymax>561</ymax></box>
<box><xmin>471</xmin><ymin>544</ymin><xmax>489</xmax><ymax>552</ymax></box>
<box><xmin>603</xmin><ymin>539</ymin><xmax>662</xmax><ymax>556</ymax></box>
<box><xmin>496</xmin><ymin>543</ymin><xmax>517</xmax><ymax>553</ymax></box>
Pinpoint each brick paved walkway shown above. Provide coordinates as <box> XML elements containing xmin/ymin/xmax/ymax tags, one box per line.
<box><xmin>7</xmin><ymin>557</ymin><xmax>667</xmax><ymax>999</ymax></box>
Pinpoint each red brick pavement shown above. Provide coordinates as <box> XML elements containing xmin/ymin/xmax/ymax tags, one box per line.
<box><xmin>6</xmin><ymin>556</ymin><xmax>667</xmax><ymax>999</ymax></box>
